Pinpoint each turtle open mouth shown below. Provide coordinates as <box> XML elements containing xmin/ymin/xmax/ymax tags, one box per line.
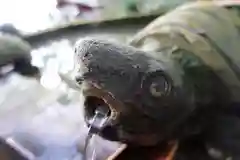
<box><xmin>83</xmin><ymin>95</ymin><xmax>121</xmax><ymax>141</ymax></box>
<box><xmin>84</xmin><ymin>96</ymin><xmax>111</xmax><ymax>120</ymax></box>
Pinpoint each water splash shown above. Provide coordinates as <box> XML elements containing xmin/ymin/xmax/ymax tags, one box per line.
<box><xmin>83</xmin><ymin>106</ymin><xmax>110</xmax><ymax>160</ymax></box>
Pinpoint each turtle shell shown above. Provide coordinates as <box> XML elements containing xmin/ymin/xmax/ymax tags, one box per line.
<box><xmin>0</xmin><ymin>34</ymin><xmax>32</xmax><ymax>67</ymax></box>
<box><xmin>129</xmin><ymin>1</ymin><xmax>240</xmax><ymax>103</ymax></box>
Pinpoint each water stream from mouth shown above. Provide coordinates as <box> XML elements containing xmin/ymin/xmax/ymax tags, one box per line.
<box><xmin>83</xmin><ymin>106</ymin><xmax>110</xmax><ymax>160</ymax></box>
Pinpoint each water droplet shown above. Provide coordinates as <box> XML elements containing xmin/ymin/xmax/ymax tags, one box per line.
<box><xmin>83</xmin><ymin>106</ymin><xmax>110</xmax><ymax>160</ymax></box>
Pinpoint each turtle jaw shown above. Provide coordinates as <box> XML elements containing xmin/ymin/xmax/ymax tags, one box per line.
<box><xmin>82</xmin><ymin>81</ymin><xmax>124</xmax><ymax>142</ymax></box>
<box><xmin>82</xmin><ymin>81</ymin><xmax>123</xmax><ymax>125</ymax></box>
<box><xmin>81</xmin><ymin>81</ymin><xmax>162</xmax><ymax>146</ymax></box>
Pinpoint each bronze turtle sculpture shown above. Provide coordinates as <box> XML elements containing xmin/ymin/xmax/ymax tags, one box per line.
<box><xmin>74</xmin><ymin>1</ymin><xmax>240</xmax><ymax>159</ymax></box>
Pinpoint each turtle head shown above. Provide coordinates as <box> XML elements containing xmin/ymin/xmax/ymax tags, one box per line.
<box><xmin>74</xmin><ymin>38</ymin><xmax>195</xmax><ymax>146</ymax></box>
<box><xmin>0</xmin><ymin>23</ymin><xmax>22</xmax><ymax>37</ymax></box>
<box><xmin>0</xmin><ymin>23</ymin><xmax>40</xmax><ymax>79</ymax></box>
<box><xmin>13</xmin><ymin>57</ymin><xmax>40</xmax><ymax>78</ymax></box>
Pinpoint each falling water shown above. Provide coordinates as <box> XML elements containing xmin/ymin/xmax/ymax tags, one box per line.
<box><xmin>83</xmin><ymin>106</ymin><xmax>110</xmax><ymax>160</ymax></box>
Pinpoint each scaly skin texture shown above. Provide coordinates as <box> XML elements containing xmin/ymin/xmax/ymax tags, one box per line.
<box><xmin>74</xmin><ymin>38</ymin><xmax>197</xmax><ymax>145</ymax></box>
<box><xmin>74</xmin><ymin>1</ymin><xmax>240</xmax><ymax>159</ymax></box>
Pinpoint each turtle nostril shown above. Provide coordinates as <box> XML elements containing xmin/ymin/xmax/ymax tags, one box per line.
<box><xmin>75</xmin><ymin>75</ymin><xmax>83</xmax><ymax>85</ymax></box>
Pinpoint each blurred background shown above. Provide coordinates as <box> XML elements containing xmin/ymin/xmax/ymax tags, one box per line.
<box><xmin>0</xmin><ymin>0</ymin><xmax>204</xmax><ymax>159</ymax></box>
<box><xmin>0</xmin><ymin>0</ymin><xmax>195</xmax><ymax>34</ymax></box>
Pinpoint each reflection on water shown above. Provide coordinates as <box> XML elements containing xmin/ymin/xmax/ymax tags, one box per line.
<box><xmin>6</xmin><ymin>134</ymin><xmax>82</xmax><ymax>160</ymax></box>
<box><xmin>31</xmin><ymin>39</ymin><xmax>75</xmax><ymax>90</ymax></box>
<box><xmin>0</xmin><ymin>76</ymin><xmax>85</xmax><ymax>159</ymax></box>
<box><xmin>40</xmin><ymin>59</ymin><xmax>62</xmax><ymax>90</ymax></box>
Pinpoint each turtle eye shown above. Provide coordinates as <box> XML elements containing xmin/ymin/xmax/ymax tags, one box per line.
<box><xmin>149</xmin><ymin>77</ymin><xmax>170</xmax><ymax>97</ymax></box>
<box><xmin>141</xmin><ymin>71</ymin><xmax>172</xmax><ymax>98</ymax></box>
<box><xmin>150</xmin><ymin>83</ymin><xmax>164</xmax><ymax>97</ymax></box>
